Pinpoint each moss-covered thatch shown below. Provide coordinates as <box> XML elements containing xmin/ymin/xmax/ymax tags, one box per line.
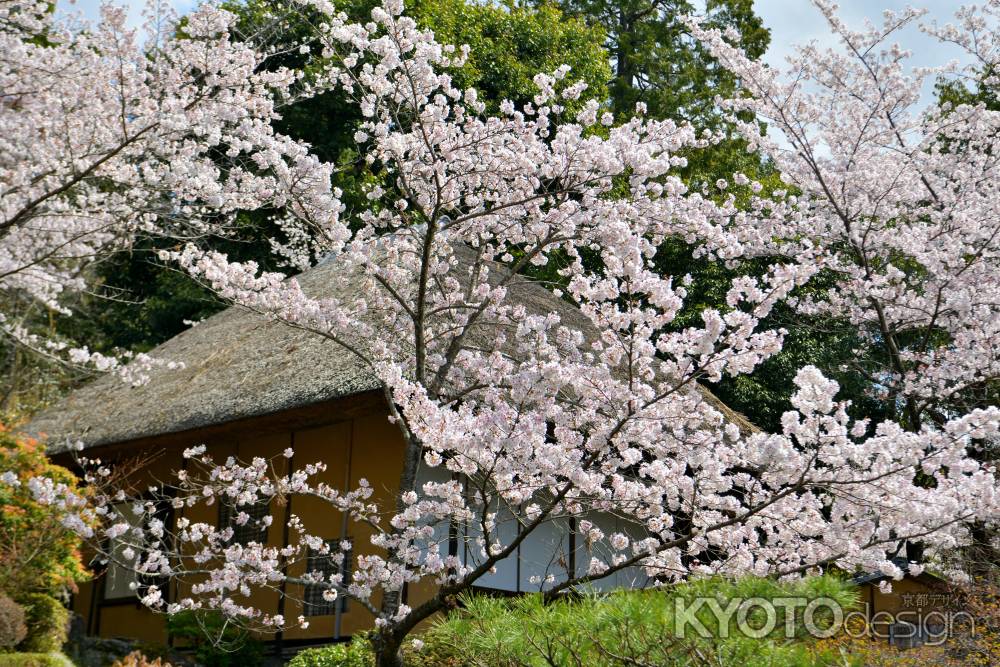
<box><xmin>26</xmin><ymin>247</ymin><xmax>754</xmax><ymax>452</ymax></box>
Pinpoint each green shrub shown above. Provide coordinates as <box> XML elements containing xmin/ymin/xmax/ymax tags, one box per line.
<box><xmin>0</xmin><ymin>653</ymin><xmax>64</xmax><ymax>667</ymax></box>
<box><xmin>0</xmin><ymin>595</ymin><xmax>27</xmax><ymax>651</ymax></box>
<box><xmin>418</xmin><ymin>576</ymin><xmax>860</xmax><ymax>667</ymax></box>
<box><xmin>16</xmin><ymin>595</ymin><xmax>68</xmax><ymax>653</ymax></box>
<box><xmin>0</xmin><ymin>427</ymin><xmax>89</xmax><ymax>598</ymax></box>
<box><xmin>400</xmin><ymin>627</ymin><xmax>469</xmax><ymax>667</ymax></box>
<box><xmin>166</xmin><ymin>610</ymin><xmax>264</xmax><ymax>667</ymax></box>
<box><xmin>286</xmin><ymin>637</ymin><xmax>374</xmax><ymax>667</ymax></box>
<box><xmin>282</xmin><ymin>633</ymin><xmax>464</xmax><ymax>667</ymax></box>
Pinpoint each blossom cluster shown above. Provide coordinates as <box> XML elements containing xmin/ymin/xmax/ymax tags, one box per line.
<box><xmin>690</xmin><ymin>0</ymin><xmax>1000</xmax><ymax>418</ymax></box>
<box><xmin>0</xmin><ymin>0</ymin><xmax>337</xmax><ymax>376</ymax></box>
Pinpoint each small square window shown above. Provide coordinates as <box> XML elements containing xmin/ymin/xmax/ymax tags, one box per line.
<box><xmin>303</xmin><ymin>540</ymin><xmax>352</xmax><ymax>616</ymax></box>
<box><xmin>218</xmin><ymin>500</ymin><xmax>269</xmax><ymax>546</ymax></box>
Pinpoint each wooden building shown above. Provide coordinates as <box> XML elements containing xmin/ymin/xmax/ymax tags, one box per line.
<box><xmin>24</xmin><ymin>251</ymin><xmax>753</xmax><ymax>650</ymax></box>
<box><xmin>852</xmin><ymin>558</ymin><xmax>956</xmax><ymax>647</ymax></box>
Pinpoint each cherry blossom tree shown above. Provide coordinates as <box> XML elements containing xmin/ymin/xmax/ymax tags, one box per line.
<box><xmin>9</xmin><ymin>1</ymin><xmax>1000</xmax><ymax>666</ymax></box>
<box><xmin>686</xmin><ymin>0</ymin><xmax>1000</xmax><ymax>584</ymax></box>
<box><xmin>690</xmin><ymin>0</ymin><xmax>1000</xmax><ymax>435</ymax></box>
<box><xmin>0</xmin><ymin>0</ymin><xmax>336</xmax><ymax>381</ymax></box>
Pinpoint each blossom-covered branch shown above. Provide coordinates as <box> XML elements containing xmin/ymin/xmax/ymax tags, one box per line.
<box><xmin>0</xmin><ymin>0</ymin><xmax>338</xmax><ymax>378</ymax></box>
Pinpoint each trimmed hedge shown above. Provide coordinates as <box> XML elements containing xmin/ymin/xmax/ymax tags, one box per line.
<box><xmin>0</xmin><ymin>653</ymin><xmax>65</xmax><ymax>667</ymax></box>
<box><xmin>166</xmin><ymin>610</ymin><xmax>264</xmax><ymax>667</ymax></box>
<box><xmin>17</xmin><ymin>596</ymin><xmax>68</xmax><ymax>654</ymax></box>
<box><xmin>282</xmin><ymin>632</ymin><xmax>462</xmax><ymax>667</ymax></box>
<box><xmin>286</xmin><ymin>639</ymin><xmax>372</xmax><ymax>667</ymax></box>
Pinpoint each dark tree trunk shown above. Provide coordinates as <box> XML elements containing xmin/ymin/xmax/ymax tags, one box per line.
<box><xmin>374</xmin><ymin>628</ymin><xmax>405</xmax><ymax>667</ymax></box>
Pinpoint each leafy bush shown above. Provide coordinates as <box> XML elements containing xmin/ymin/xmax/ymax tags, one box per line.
<box><xmin>111</xmin><ymin>651</ymin><xmax>174</xmax><ymax>667</ymax></box>
<box><xmin>0</xmin><ymin>426</ymin><xmax>89</xmax><ymax>598</ymax></box>
<box><xmin>16</xmin><ymin>595</ymin><xmax>69</xmax><ymax>654</ymax></box>
<box><xmin>0</xmin><ymin>595</ymin><xmax>26</xmax><ymax>651</ymax></box>
<box><xmin>400</xmin><ymin>628</ymin><xmax>468</xmax><ymax>667</ymax></box>
<box><xmin>286</xmin><ymin>637</ymin><xmax>374</xmax><ymax>667</ymax></box>
<box><xmin>166</xmin><ymin>610</ymin><xmax>264</xmax><ymax>667</ymax></box>
<box><xmin>276</xmin><ymin>578</ymin><xmax>860</xmax><ymax>666</ymax></box>
<box><xmin>416</xmin><ymin>576</ymin><xmax>859</xmax><ymax>667</ymax></box>
<box><xmin>0</xmin><ymin>653</ymin><xmax>64</xmax><ymax>667</ymax></box>
<box><xmin>280</xmin><ymin>634</ymin><xmax>461</xmax><ymax>667</ymax></box>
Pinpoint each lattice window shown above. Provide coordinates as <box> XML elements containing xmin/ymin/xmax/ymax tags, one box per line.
<box><xmin>218</xmin><ymin>500</ymin><xmax>269</xmax><ymax>546</ymax></box>
<box><xmin>303</xmin><ymin>539</ymin><xmax>352</xmax><ymax>616</ymax></box>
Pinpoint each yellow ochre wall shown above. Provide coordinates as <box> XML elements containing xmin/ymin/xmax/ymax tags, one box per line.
<box><xmin>67</xmin><ymin>400</ymin><xmax>409</xmax><ymax>647</ymax></box>
<box><xmin>859</xmin><ymin>575</ymin><xmax>953</xmax><ymax>640</ymax></box>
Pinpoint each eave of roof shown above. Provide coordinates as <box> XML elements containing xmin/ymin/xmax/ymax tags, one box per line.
<box><xmin>850</xmin><ymin>557</ymin><xmax>949</xmax><ymax>586</ymax></box>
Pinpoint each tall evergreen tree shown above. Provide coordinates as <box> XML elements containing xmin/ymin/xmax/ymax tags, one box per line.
<box><xmin>551</xmin><ymin>0</ymin><xmax>768</xmax><ymax>123</ymax></box>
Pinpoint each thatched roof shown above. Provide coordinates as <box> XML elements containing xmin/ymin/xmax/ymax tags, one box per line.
<box><xmin>25</xmin><ymin>248</ymin><xmax>755</xmax><ymax>453</ymax></box>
